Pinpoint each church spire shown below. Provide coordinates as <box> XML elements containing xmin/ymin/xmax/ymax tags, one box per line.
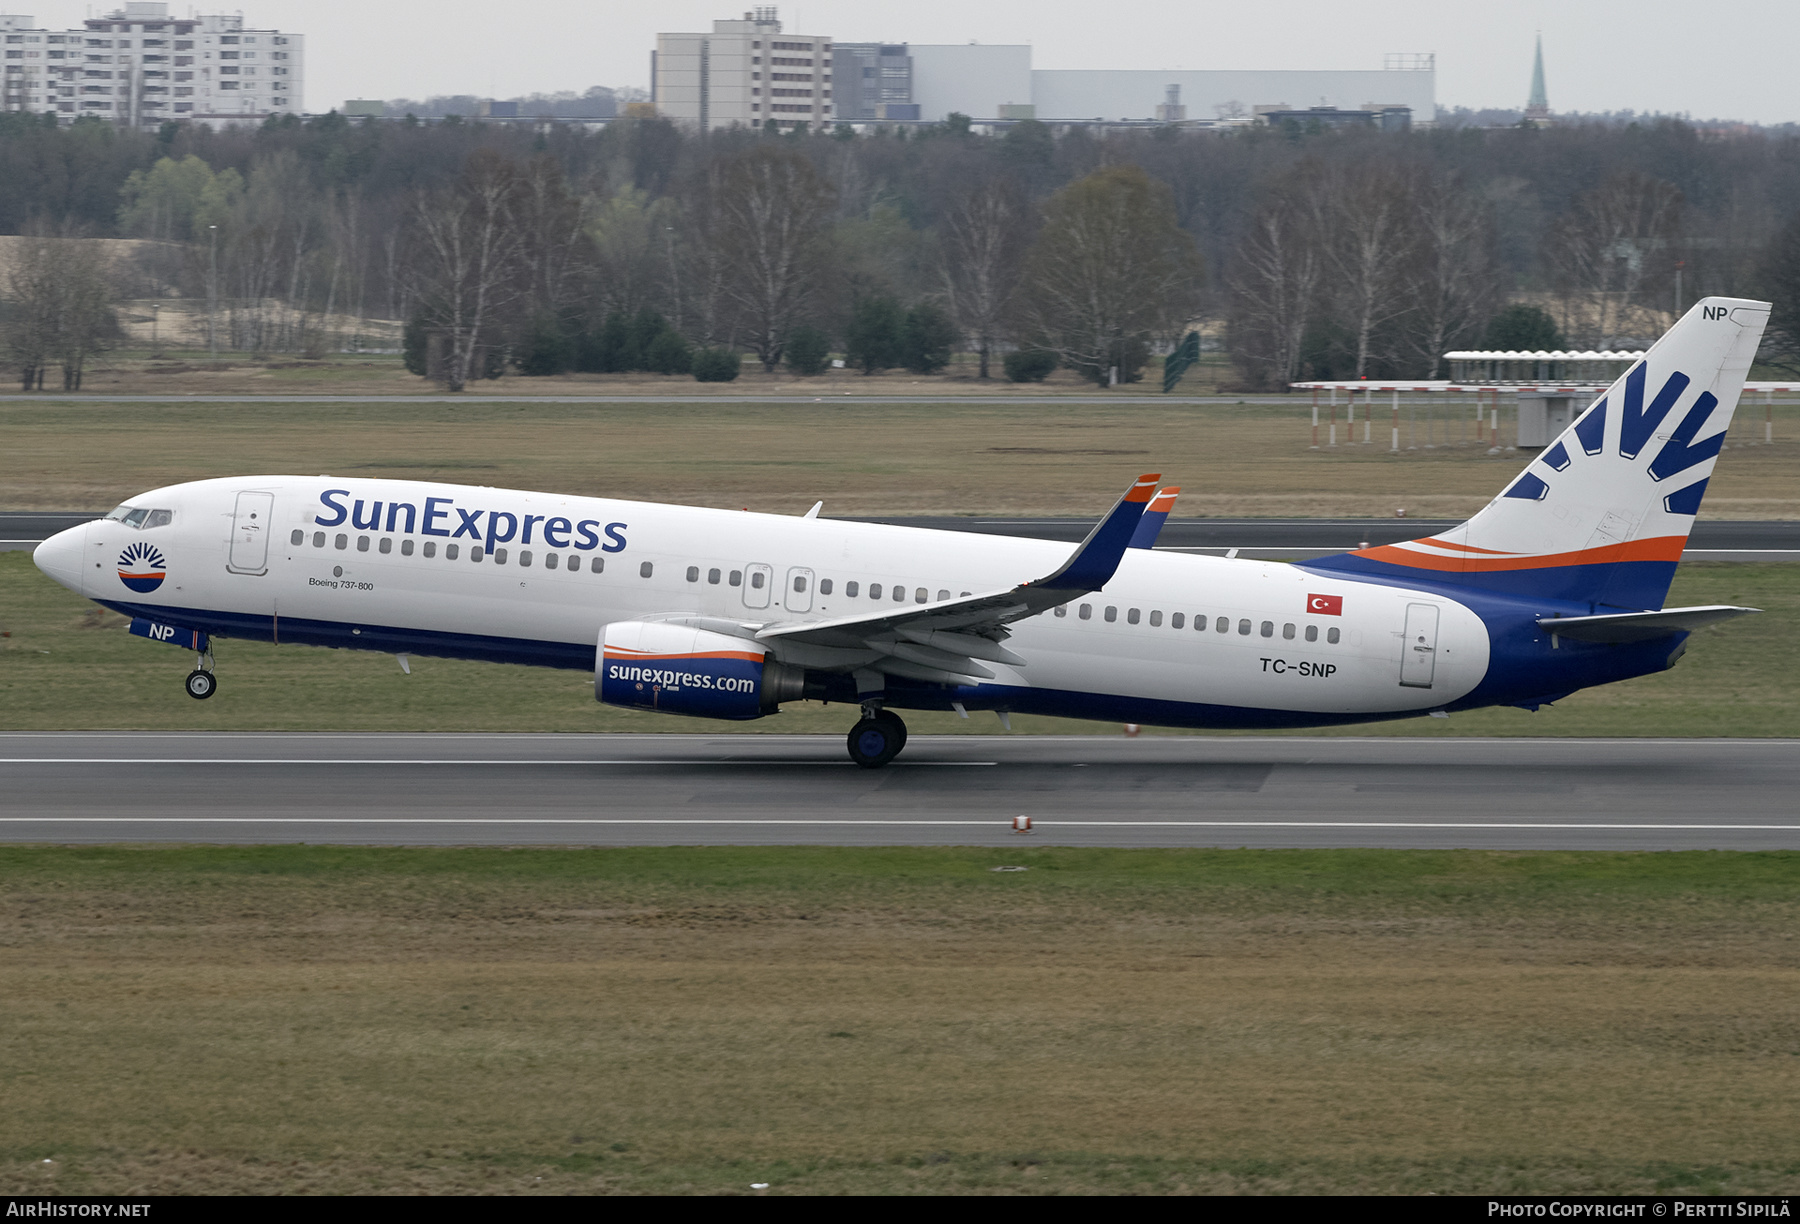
<box><xmin>1526</xmin><ymin>33</ymin><xmax>1550</xmax><ymax>121</ymax></box>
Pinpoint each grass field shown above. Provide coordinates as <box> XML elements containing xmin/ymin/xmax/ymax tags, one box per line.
<box><xmin>3</xmin><ymin>552</ymin><xmax>1796</xmax><ymax>737</ymax></box>
<box><xmin>4</xmin><ymin>396</ymin><xmax>1798</xmax><ymax>518</ymax></box>
<box><xmin>2</xmin><ymin>845</ymin><xmax>1798</xmax><ymax>1195</ymax></box>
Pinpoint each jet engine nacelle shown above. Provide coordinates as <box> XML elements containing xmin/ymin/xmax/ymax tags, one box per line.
<box><xmin>597</xmin><ymin>620</ymin><xmax>803</xmax><ymax>720</ymax></box>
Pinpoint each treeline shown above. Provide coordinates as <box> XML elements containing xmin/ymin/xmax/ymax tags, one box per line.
<box><xmin>4</xmin><ymin>108</ymin><xmax>1800</xmax><ymax>388</ymax></box>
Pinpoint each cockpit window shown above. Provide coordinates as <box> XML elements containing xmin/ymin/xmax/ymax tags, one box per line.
<box><xmin>104</xmin><ymin>506</ymin><xmax>172</xmax><ymax>529</ymax></box>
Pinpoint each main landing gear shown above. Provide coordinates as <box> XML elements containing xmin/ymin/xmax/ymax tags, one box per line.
<box><xmin>184</xmin><ymin>647</ymin><xmax>217</xmax><ymax>700</ymax></box>
<box><xmin>846</xmin><ymin>706</ymin><xmax>907</xmax><ymax>769</ymax></box>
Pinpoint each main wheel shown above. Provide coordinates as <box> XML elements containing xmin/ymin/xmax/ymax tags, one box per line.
<box><xmin>874</xmin><ymin>708</ymin><xmax>908</xmax><ymax>753</ymax></box>
<box><xmin>184</xmin><ymin>669</ymin><xmax>217</xmax><ymax>700</ymax></box>
<box><xmin>847</xmin><ymin>716</ymin><xmax>904</xmax><ymax>769</ymax></box>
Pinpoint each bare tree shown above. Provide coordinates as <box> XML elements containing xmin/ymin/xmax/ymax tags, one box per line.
<box><xmin>1313</xmin><ymin>163</ymin><xmax>1418</xmax><ymax>378</ymax></box>
<box><xmin>1226</xmin><ymin>188</ymin><xmax>1324</xmax><ymax>389</ymax></box>
<box><xmin>1399</xmin><ymin>171</ymin><xmax>1500</xmax><ymax>377</ymax></box>
<box><xmin>703</xmin><ymin>146</ymin><xmax>836</xmax><ymax>372</ymax></box>
<box><xmin>4</xmin><ymin>229</ymin><xmax>116</xmax><ymax>391</ymax></box>
<box><xmin>513</xmin><ymin>155</ymin><xmax>590</xmax><ymax>317</ymax></box>
<box><xmin>1547</xmin><ymin>171</ymin><xmax>1684</xmax><ymax>348</ymax></box>
<box><xmin>1020</xmin><ymin>165</ymin><xmax>1203</xmax><ymax>384</ymax></box>
<box><xmin>406</xmin><ymin>150</ymin><xmax>526</xmax><ymax>391</ymax></box>
<box><xmin>939</xmin><ymin>174</ymin><xmax>1032</xmax><ymax>378</ymax></box>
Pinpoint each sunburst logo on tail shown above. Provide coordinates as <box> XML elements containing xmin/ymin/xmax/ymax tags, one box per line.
<box><xmin>118</xmin><ymin>541</ymin><xmax>167</xmax><ymax>593</ymax></box>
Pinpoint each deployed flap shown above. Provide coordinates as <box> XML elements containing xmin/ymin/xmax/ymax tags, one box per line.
<box><xmin>1128</xmin><ymin>486</ymin><xmax>1181</xmax><ymax>549</ymax></box>
<box><xmin>757</xmin><ymin>473</ymin><xmax>1161</xmax><ymax>658</ymax></box>
<box><xmin>1538</xmin><ymin>604</ymin><xmax>1760</xmax><ymax>643</ymax></box>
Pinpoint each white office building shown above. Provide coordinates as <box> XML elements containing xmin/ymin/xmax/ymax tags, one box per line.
<box><xmin>0</xmin><ymin>2</ymin><xmax>302</xmax><ymax>127</ymax></box>
<box><xmin>653</xmin><ymin>7</ymin><xmax>832</xmax><ymax>132</ymax></box>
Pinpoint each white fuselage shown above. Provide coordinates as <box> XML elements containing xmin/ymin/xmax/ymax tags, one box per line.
<box><xmin>37</xmin><ymin>476</ymin><xmax>1494</xmax><ymax>726</ymax></box>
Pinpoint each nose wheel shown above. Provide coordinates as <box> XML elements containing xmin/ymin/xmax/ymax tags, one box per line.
<box><xmin>846</xmin><ymin>709</ymin><xmax>907</xmax><ymax>769</ymax></box>
<box><xmin>184</xmin><ymin>647</ymin><xmax>217</xmax><ymax>700</ymax></box>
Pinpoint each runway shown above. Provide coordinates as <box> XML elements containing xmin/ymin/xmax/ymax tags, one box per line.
<box><xmin>7</xmin><ymin>513</ymin><xmax>1797</xmax><ymax>560</ymax></box>
<box><xmin>3</xmin><ymin>733</ymin><xmax>1796</xmax><ymax>849</ymax></box>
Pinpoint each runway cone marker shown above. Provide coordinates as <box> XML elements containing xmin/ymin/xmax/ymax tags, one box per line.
<box><xmin>1011</xmin><ymin>814</ymin><xmax>1033</xmax><ymax>834</ymax></box>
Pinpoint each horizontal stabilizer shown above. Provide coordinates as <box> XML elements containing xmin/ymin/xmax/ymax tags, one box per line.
<box><xmin>1538</xmin><ymin>605</ymin><xmax>1760</xmax><ymax>643</ymax></box>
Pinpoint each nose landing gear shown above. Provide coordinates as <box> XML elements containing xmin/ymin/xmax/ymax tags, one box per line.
<box><xmin>184</xmin><ymin>646</ymin><xmax>217</xmax><ymax>700</ymax></box>
<box><xmin>846</xmin><ymin>705</ymin><xmax>907</xmax><ymax>769</ymax></box>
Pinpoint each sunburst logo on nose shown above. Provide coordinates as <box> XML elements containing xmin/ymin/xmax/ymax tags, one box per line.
<box><xmin>118</xmin><ymin>541</ymin><xmax>167</xmax><ymax>593</ymax></box>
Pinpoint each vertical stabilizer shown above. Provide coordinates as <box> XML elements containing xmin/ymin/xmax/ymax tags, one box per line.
<box><xmin>1306</xmin><ymin>297</ymin><xmax>1769</xmax><ymax>610</ymax></box>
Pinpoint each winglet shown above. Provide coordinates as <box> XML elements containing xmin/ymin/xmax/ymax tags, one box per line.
<box><xmin>1128</xmin><ymin>486</ymin><xmax>1180</xmax><ymax>549</ymax></box>
<box><xmin>1036</xmin><ymin>473</ymin><xmax>1161</xmax><ymax>591</ymax></box>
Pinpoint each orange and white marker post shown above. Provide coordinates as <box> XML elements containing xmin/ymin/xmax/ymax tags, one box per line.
<box><xmin>1012</xmin><ymin>814</ymin><xmax>1033</xmax><ymax>834</ymax></box>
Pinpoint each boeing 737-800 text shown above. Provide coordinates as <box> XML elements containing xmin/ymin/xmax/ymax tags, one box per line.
<box><xmin>31</xmin><ymin>298</ymin><xmax>1769</xmax><ymax>767</ymax></box>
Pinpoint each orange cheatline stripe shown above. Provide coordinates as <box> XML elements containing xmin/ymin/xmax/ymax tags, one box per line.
<box><xmin>1417</xmin><ymin>537</ymin><xmax>1522</xmax><ymax>556</ymax></box>
<box><xmin>605</xmin><ymin>648</ymin><xmax>766</xmax><ymax>664</ymax></box>
<box><xmin>1350</xmin><ymin>535</ymin><xmax>1687</xmax><ymax>573</ymax></box>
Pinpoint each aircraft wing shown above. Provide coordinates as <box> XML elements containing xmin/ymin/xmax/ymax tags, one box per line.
<box><xmin>1128</xmin><ymin>486</ymin><xmax>1180</xmax><ymax>549</ymax></box>
<box><xmin>754</xmin><ymin>473</ymin><xmax>1161</xmax><ymax>683</ymax></box>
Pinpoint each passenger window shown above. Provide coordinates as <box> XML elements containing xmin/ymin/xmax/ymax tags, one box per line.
<box><xmin>290</xmin><ymin>529</ymin><xmax>304</xmax><ymax>546</ymax></box>
<box><xmin>895</xmin><ymin>587</ymin><xmax>907</xmax><ymax>603</ymax></box>
<box><xmin>640</xmin><ymin>561</ymin><xmax>654</xmax><ymax>578</ymax></box>
<box><xmin>1282</xmin><ymin>622</ymin><xmax>1294</xmax><ymax>639</ymax></box>
<box><xmin>519</xmin><ymin>551</ymin><xmax>532</xmax><ymax>567</ymax></box>
<box><xmin>335</xmin><ymin>533</ymin><xmax>347</xmax><ymax>550</ymax></box>
<box><xmin>820</xmin><ymin>578</ymin><xmax>833</xmax><ymax>595</ymax></box>
<box><xmin>1149</xmin><ymin>610</ymin><xmax>1162</xmax><ymax>626</ymax></box>
<box><xmin>494</xmin><ymin>548</ymin><xmax>507</xmax><ymax>565</ymax></box>
<box><xmin>379</xmin><ymin>538</ymin><xmax>392</xmax><ymax>554</ymax></box>
<box><xmin>1104</xmin><ymin>606</ymin><xmax>1117</xmax><ymax>623</ymax></box>
<box><xmin>471</xmin><ymin>546</ymin><xmax>484</xmax><ymax>562</ymax></box>
<box><xmin>1216</xmin><ymin>617</ymin><xmax>1228</xmax><ymax>634</ymax></box>
<box><xmin>1127</xmin><ymin>608</ymin><xmax>1140</xmax><ymax>625</ymax></box>
<box><xmin>794</xmin><ymin>575</ymin><xmax>807</xmax><ymax>592</ymax></box>
<box><xmin>1327</xmin><ymin>627</ymin><xmax>1341</xmax><ymax>644</ymax></box>
<box><xmin>687</xmin><ymin>566</ymin><xmax>700</xmax><ymax>583</ymax></box>
<box><xmin>446</xmin><ymin>544</ymin><xmax>459</xmax><ymax>560</ymax></box>
<box><xmin>544</xmin><ymin>552</ymin><xmax>557</xmax><ymax>569</ymax></box>
<box><xmin>1260</xmin><ymin>621</ymin><xmax>1273</xmax><ymax>637</ymax></box>
<box><xmin>402</xmin><ymin>539</ymin><xmax>415</xmax><ymax>557</ymax></box>
<box><xmin>591</xmin><ymin>556</ymin><xmax>604</xmax><ymax>573</ymax></box>
<box><xmin>1238</xmin><ymin>619</ymin><xmax>1251</xmax><ymax>635</ymax></box>
<box><xmin>1305</xmin><ymin>624</ymin><xmax>1318</xmax><ymax>642</ymax></box>
<box><xmin>357</xmin><ymin>536</ymin><xmax>370</xmax><ymax>552</ymax></box>
<box><xmin>1054</xmin><ymin>605</ymin><xmax>1067</xmax><ymax>618</ymax></box>
<box><xmin>937</xmin><ymin>589</ymin><xmax>949</xmax><ymax>601</ymax></box>
<box><xmin>1171</xmin><ymin>612</ymin><xmax>1184</xmax><ymax>629</ymax></box>
<box><xmin>961</xmin><ymin>591</ymin><xmax>972</xmax><ymax>597</ymax></box>
<box><xmin>869</xmin><ymin>583</ymin><xmax>882</xmax><ymax>599</ymax></box>
<box><xmin>750</xmin><ymin>570</ymin><xmax>764</xmax><ymax>589</ymax></box>
<box><xmin>313</xmin><ymin>532</ymin><xmax>325</xmax><ymax>547</ymax></box>
<box><xmin>424</xmin><ymin>542</ymin><xmax>437</xmax><ymax>558</ymax></box>
<box><xmin>846</xmin><ymin>581</ymin><xmax>859</xmax><ymax>597</ymax></box>
<box><xmin>915</xmin><ymin>587</ymin><xmax>927</xmax><ymax>603</ymax></box>
<box><xmin>708</xmin><ymin>568</ymin><xmax>721</xmax><ymax>584</ymax></box>
<box><xmin>1079</xmin><ymin>604</ymin><xmax>1092</xmax><ymax>620</ymax></box>
<box><xmin>729</xmin><ymin>569</ymin><xmax>741</xmax><ymax>586</ymax></box>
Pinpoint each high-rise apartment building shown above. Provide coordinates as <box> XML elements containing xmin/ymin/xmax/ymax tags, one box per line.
<box><xmin>0</xmin><ymin>2</ymin><xmax>302</xmax><ymax>127</ymax></box>
<box><xmin>653</xmin><ymin>7</ymin><xmax>831</xmax><ymax>131</ymax></box>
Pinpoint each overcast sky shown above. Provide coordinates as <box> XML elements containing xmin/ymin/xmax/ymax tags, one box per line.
<box><xmin>71</xmin><ymin>1</ymin><xmax>1800</xmax><ymax>122</ymax></box>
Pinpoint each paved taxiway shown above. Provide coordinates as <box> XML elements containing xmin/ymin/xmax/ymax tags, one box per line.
<box><xmin>3</xmin><ymin>733</ymin><xmax>1794</xmax><ymax>849</ymax></box>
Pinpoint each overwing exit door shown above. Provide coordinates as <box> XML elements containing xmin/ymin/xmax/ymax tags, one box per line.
<box><xmin>227</xmin><ymin>490</ymin><xmax>275</xmax><ymax>575</ymax></box>
<box><xmin>1399</xmin><ymin>603</ymin><xmax>1440</xmax><ymax>688</ymax></box>
<box><xmin>742</xmin><ymin>562</ymin><xmax>773</xmax><ymax>609</ymax></box>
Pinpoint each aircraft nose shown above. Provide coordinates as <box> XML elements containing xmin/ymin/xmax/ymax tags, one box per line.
<box><xmin>33</xmin><ymin>524</ymin><xmax>89</xmax><ymax>595</ymax></box>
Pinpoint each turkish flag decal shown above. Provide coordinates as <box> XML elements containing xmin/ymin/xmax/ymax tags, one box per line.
<box><xmin>1307</xmin><ymin>593</ymin><xmax>1344</xmax><ymax>616</ymax></box>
